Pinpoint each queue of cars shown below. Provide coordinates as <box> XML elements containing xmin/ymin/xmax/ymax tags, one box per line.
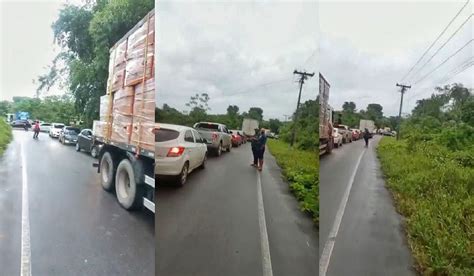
<box><xmin>156</xmin><ymin>121</ymin><xmax>255</xmax><ymax>186</ymax></box>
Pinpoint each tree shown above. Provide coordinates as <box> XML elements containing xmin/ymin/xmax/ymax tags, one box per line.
<box><xmin>37</xmin><ymin>0</ymin><xmax>154</xmax><ymax>127</ymax></box>
<box><xmin>0</xmin><ymin>101</ymin><xmax>11</xmax><ymax>117</ymax></box>
<box><xmin>186</xmin><ymin>93</ymin><xmax>211</xmax><ymax>112</ymax></box>
<box><xmin>248</xmin><ymin>107</ymin><xmax>264</xmax><ymax>121</ymax></box>
<box><xmin>342</xmin><ymin>101</ymin><xmax>356</xmax><ymax>113</ymax></box>
<box><xmin>268</xmin><ymin>119</ymin><xmax>282</xmax><ymax>134</ymax></box>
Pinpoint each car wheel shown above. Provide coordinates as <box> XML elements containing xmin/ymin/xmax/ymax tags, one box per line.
<box><xmin>216</xmin><ymin>143</ymin><xmax>222</xmax><ymax>157</ymax></box>
<box><xmin>75</xmin><ymin>143</ymin><xmax>81</xmax><ymax>152</ymax></box>
<box><xmin>177</xmin><ymin>162</ymin><xmax>189</xmax><ymax>186</ymax></box>
<box><xmin>100</xmin><ymin>152</ymin><xmax>115</xmax><ymax>192</ymax></box>
<box><xmin>90</xmin><ymin>146</ymin><xmax>98</xmax><ymax>158</ymax></box>
<box><xmin>115</xmin><ymin>158</ymin><xmax>143</xmax><ymax>210</ymax></box>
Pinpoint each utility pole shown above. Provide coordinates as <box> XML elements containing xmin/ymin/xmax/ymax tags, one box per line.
<box><xmin>290</xmin><ymin>70</ymin><xmax>315</xmax><ymax>146</ymax></box>
<box><xmin>396</xmin><ymin>83</ymin><xmax>411</xmax><ymax>140</ymax></box>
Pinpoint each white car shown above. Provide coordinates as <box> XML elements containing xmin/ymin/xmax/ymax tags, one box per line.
<box><xmin>49</xmin><ymin>123</ymin><xmax>65</xmax><ymax>138</ymax></box>
<box><xmin>155</xmin><ymin>123</ymin><xmax>208</xmax><ymax>186</ymax></box>
<box><xmin>332</xmin><ymin>128</ymin><xmax>343</xmax><ymax>148</ymax></box>
<box><xmin>39</xmin><ymin>122</ymin><xmax>52</xmax><ymax>133</ymax></box>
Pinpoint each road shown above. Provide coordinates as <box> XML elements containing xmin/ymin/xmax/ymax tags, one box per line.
<box><xmin>319</xmin><ymin>135</ymin><xmax>415</xmax><ymax>275</ymax></box>
<box><xmin>156</xmin><ymin>142</ymin><xmax>318</xmax><ymax>276</ymax></box>
<box><xmin>0</xmin><ymin>130</ymin><xmax>154</xmax><ymax>276</ymax></box>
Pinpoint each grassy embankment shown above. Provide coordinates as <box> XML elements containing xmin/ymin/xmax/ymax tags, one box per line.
<box><xmin>0</xmin><ymin>119</ymin><xmax>13</xmax><ymax>156</ymax></box>
<box><xmin>267</xmin><ymin>139</ymin><xmax>318</xmax><ymax>225</ymax></box>
<box><xmin>377</xmin><ymin>137</ymin><xmax>473</xmax><ymax>275</ymax></box>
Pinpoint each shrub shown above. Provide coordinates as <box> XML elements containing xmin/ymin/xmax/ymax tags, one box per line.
<box><xmin>0</xmin><ymin>119</ymin><xmax>13</xmax><ymax>156</ymax></box>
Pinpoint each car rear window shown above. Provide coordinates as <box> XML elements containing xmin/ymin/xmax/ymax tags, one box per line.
<box><xmin>41</xmin><ymin>123</ymin><xmax>51</xmax><ymax>126</ymax></box>
<box><xmin>195</xmin><ymin>123</ymin><xmax>219</xmax><ymax>130</ymax></box>
<box><xmin>54</xmin><ymin>125</ymin><xmax>64</xmax><ymax>128</ymax></box>
<box><xmin>66</xmin><ymin>128</ymin><xmax>80</xmax><ymax>134</ymax></box>
<box><xmin>156</xmin><ymin>128</ymin><xmax>179</xmax><ymax>142</ymax></box>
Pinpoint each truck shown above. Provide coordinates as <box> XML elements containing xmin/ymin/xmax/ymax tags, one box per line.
<box><xmin>319</xmin><ymin>73</ymin><xmax>334</xmax><ymax>155</ymax></box>
<box><xmin>359</xmin><ymin>119</ymin><xmax>375</xmax><ymax>138</ymax></box>
<box><xmin>193</xmin><ymin>122</ymin><xmax>232</xmax><ymax>156</ymax></box>
<box><xmin>242</xmin><ymin>118</ymin><xmax>259</xmax><ymax>136</ymax></box>
<box><xmin>92</xmin><ymin>10</ymin><xmax>155</xmax><ymax>213</ymax></box>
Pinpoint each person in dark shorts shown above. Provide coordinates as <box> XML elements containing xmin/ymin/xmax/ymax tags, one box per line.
<box><xmin>250</xmin><ymin>128</ymin><xmax>260</xmax><ymax>167</ymax></box>
<box><xmin>363</xmin><ymin>128</ymin><xmax>370</xmax><ymax>147</ymax></box>
<box><xmin>256</xmin><ymin>129</ymin><xmax>267</xmax><ymax>171</ymax></box>
<box><xmin>33</xmin><ymin>120</ymin><xmax>40</xmax><ymax>139</ymax></box>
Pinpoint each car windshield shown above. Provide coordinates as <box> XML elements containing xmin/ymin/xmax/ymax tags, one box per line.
<box><xmin>41</xmin><ymin>123</ymin><xmax>51</xmax><ymax>126</ymax></box>
<box><xmin>195</xmin><ymin>123</ymin><xmax>219</xmax><ymax>130</ymax></box>
<box><xmin>156</xmin><ymin>128</ymin><xmax>179</xmax><ymax>142</ymax></box>
<box><xmin>54</xmin><ymin>125</ymin><xmax>64</xmax><ymax>128</ymax></box>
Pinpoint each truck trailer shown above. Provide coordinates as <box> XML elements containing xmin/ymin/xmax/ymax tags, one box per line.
<box><xmin>93</xmin><ymin>10</ymin><xmax>155</xmax><ymax>213</ymax></box>
<box><xmin>319</xmin><ymin>73</ymin><xmax>333</xmax><ymax>156</ymax></box>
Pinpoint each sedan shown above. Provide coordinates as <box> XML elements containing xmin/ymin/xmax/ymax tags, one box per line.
<box><xmin>75</xmin><ymin>128</ymin><xmax>101</xmax><ymax>158</ymax></box>
<box><xmin>11</xmin><ymin>120</ymin><xmax>31</xmax><ymax>129</ymax></box>
<box><xmin>155</xmin><ymin>123</ymin><xmax>207</xmax><ymax>186</ymax></box>
<box><xmin>39</xmin><ymin>123</ymin><xmax>52</xmax><ymax>133</ymax></box>
<box><xmin>230</xmin><ymin>130</ymin><xmax>243</xmax><ymax>147</ymax></box>
<box><xmin>59</xmin><ymin>126</ymin><xmax>80</xmax><ymax>145</ymax></box>
<box><xmin>49</xmin><ymin>123</ymin><xmax>65</xmax><ymax>138</ymax></box>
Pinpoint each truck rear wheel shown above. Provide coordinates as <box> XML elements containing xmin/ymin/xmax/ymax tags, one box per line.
<box><xmin>100</xmin><ymin>152</ymin><xmax>115</xmax><ymax>192</ymax></box>
<box><xmin>115</xmin><ymin>159</ymin><xmax>143</xmax><ymax>210</ymax></box>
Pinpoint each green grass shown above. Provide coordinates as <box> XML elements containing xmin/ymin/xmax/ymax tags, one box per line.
<box><xmin>267</xmin><ymin>139</ymin><xmax>318</xmax><ymax>226</ymax></box>
<box><xmin>377</xmin><ymin>137</ymin><xmax>473</xmax><ymax>275</ymax></box>
<box><xmin>0</xmin><ymin>119</ymin><xmax>13</xmax><ymax>156</ymax></box>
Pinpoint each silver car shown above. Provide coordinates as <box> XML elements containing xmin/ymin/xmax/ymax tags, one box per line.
<box><xmin>155</xmin><ymin>124</ymin><xmax>208</xmax><ymax>186</ymax></box>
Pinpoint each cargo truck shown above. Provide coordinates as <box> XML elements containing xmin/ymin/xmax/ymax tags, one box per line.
<box><xmin>93</xmin><ymin>10</ymin><xmax>155</xmax><ymax>213</ymax></box>
<box><xmin>242</xmin><ymin>118</ymin><xmax>259</xmax><ymax>136</ymax></box>
<box><xmin>359</xmin><ymin>119</ymin><xmax>375</xmax><ymax>138</ymax></box>
<box><xmin>319</xmin><ymin>73</ymin><xmax>333</xmax><ymax>156</ymax></box>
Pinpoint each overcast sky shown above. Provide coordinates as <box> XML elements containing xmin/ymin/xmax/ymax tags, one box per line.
<box><xmin>320</xmin><ymin>0</ymin><xmax>473</xmax><ymax>116</ymax></box>
<box><xmin>0</xmin><ymin>0</ymin><xmax>73</xmax><ymax>101</ymax></box>
<box><xmin>156</xmin><ymin>0</ymin><xmax>318</xmax><ymax>121</ymax></box>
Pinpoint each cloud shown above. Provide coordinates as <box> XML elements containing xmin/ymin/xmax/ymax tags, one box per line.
<box><xmin>156</xmin><ymin>1</ymin><xmax>318</xmax><ymax>120</ymax></box>
<box><xmin>319</xmin><ymin>1</ymin><xmax>473</xmax><ymax>116</ymax></box>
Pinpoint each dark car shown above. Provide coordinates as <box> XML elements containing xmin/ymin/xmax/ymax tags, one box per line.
<box><xmin>11</xmin><ymin>120</ymin><xmax>31</xmax><ymax>129</ymax></box>
<box><xmin>59</xmin><ymin>126</ymin><xmax>80</xmax><ymax>145</ymax></box>
<box><xmin>75</xmin><ymin>129</ymin><xmax>101</xmax><ymax>158</ymax></box>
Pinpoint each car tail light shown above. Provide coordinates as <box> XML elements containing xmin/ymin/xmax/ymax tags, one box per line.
<box><xmin>212</xmin><ymin>132</ymin><xmax>218</xmax><ymax>142</ymax></box>
<box><xmin>167</xmin><ymin>147</ymin><xmax>185</xmax><ymax>157</ymax></box>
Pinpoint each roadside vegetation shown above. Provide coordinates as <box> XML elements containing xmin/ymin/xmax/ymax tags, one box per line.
<box><xmin>0</xmin><ymin>96</ymin><xmax>78</xmax><ymax>125</ymax></box>
<box><xmin>267</xmin><ymin>139</ymin><xmax>318</xmax><ymax>225</ymax></box>
<box><xmin>377</xmin><ymin>83</ymin><xmax>473</xmax><ymax>275</ymax></box>
<box><xmin>0</xmin><ymin>119</ymin><xmax>13</xmax><ymax>156</ymax></box>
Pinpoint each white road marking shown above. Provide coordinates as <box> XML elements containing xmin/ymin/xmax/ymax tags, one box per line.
<box><xmin>257</xmin><ymin>171</ymin><xmax>273</xmax><ymax>276</ymax></box>
<box><xmin>20</xmin><ymin>142</ymin><xmax>32</xmax><ymax>276</ymax></box>
<box><xmin>319</xmin><ymin>148</ymin><xmax>366</xmax><ymax>276</ymax></box>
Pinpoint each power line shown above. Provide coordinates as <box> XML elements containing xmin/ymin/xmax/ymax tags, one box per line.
<box><xmin>400</xmin><ymin>0</ymin><xmax>471</xmax><ymax>82</ymax></box>
<box><xmin>406</xmin><ymin>57</ymin><xmax>473</xmax><ymax>103</ymax></box>
<box><xmin>414</xmin><ymin>38</ymin><xmax>473</xmax><ymax>85</ymax></box>
<box><xmin>224</xmin><ymin>77</ymin><xmax>293</xmax><ymax>97</ymax></box>
<box><xmin>408</xmin><ymin>13</ymin><xmax>473</xmax><ymax>83</ymax></box>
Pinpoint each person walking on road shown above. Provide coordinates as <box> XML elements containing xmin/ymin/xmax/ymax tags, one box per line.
<box><xmin>363</xmin><ymin>128</ymin><xmax>370</xmax><ymax>147</ymax></box>
<box><xmin>256</xmin><ymin>128</ymin><xmax>267</xmax><ymax>171</ymax></box>
<box><xmin>250</xmin><ymin>128</ymin><xmax>260</xmax><ymax>167</ymax></box>
<box><xmin>33</xmin><ymin>120</ymin><xmax>40</xmax><ymax>139</ymax></box>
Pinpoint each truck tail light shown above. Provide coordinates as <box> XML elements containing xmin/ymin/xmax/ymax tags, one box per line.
<box><xmin>212</xmin><ymin>132</ymin><xmax>218</xmax><ymax>142</ymax></box>
<box><xmin>167</xmin><ymin>147</ymin><xmax>185</xmax><ymax>157</ymax></box>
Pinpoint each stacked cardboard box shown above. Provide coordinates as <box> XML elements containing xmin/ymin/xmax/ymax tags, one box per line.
<box><xmin>93</xmin><ymin>10</ymin><xmax>155</xmax><ymax>153</ymax></box>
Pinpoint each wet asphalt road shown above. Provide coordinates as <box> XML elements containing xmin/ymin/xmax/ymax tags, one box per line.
<box><xmin>319</xmin><ymin>135</ymin><xmax>415</xmax><ymax>275</ymax></box>
<box><xmin>156</xmin><ymin>142</ymin><xmax>318</xmax><ymax>276</ymax></box>
<box><xmin>0</xmin><ymin>130</ymin><xmax>154</xmax><ymax>276</ymax></box>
